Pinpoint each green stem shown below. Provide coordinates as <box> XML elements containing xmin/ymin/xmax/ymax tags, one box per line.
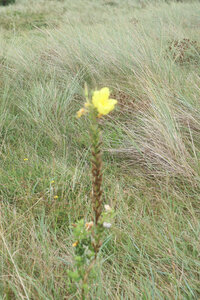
<box><xmin>81</xmin><ymin>258</ymin><xmax>96</xmax><ymax>300</ymax></box>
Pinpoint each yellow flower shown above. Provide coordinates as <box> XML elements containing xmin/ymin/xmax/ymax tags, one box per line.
<box><xmin>54</xmin><ymin>195</ymin><xmax>58</xmax><ymax>199</ymax></box>
<box><xmin>72</xmin><ymin>241</ymin><xmax>78</xmax><ymax>247</ymax></box>
<box><xmin>76</xmin><ymin>108</ymin><xmax>86</xmax><ymax>118</ymax></box>
<box><xmin>24</xmin><ymin>158</ymin><xmax>28</xmax><ymax>161</ymax></box>
<box><xmin>92</xmin><ymin>87</ymin><xmax>117</xmax><ymax>115</ymax></box>
<box><xmin>51</xmin><ymin>180</ymin><xmax>55</xmax><ymax>184</ymax></box>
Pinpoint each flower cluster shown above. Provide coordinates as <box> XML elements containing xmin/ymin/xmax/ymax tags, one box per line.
<box><xmin>77</xmin><ymin>87</ymin><xmax>117</xmax><ymax>118</ymax></box>
<box><xmin>71</xmin><ymin>204</ymin><xmax>114</xmax><ymax>248</ymax></box>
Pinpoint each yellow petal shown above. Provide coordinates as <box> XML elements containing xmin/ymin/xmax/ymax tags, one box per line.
<box><xmin>92</xmin><ymin>87</ymin><xmax>110</xmax><ymax>107</ymax></box>
<box><xmin>92</xmin><ymin>90</ymin><xmax>101</xmax><ymax>107</ymax></box>
<box><xmin>109</xmin><ymin>99</ymin><xmax>117</xmax><ymax>106</ymax></box>
<box><xmin>99</xmin><ymin>87</ymin><xmax>110</xmax><ymax>101</ymax></box>
<box><xmin>96</xmin><ymin>100</ymin><xmax>117</xmax><ymax>115</ymax></box>
<box><xmin>92</xmin><ymin>88</ymin><xmax>117</xmax><ymax>115</ymax></box>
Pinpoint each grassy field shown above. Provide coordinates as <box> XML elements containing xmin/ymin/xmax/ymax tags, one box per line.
<box><xmin>0</xmin><ymin>0</ymin><xmax>200</xmax><ymax>299</ymax></box>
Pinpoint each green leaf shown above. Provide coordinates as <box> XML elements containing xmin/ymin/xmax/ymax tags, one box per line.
<box><xmin>67</xmin><ymin>270</ymin><xmax>80</xmax><ymax>281</ymax></box>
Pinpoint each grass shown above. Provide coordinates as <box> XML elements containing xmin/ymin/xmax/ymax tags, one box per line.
<box><xmin>0</xmin><ymin>0</ymin><xmax>200</xmax><ymax>299</ymax></box>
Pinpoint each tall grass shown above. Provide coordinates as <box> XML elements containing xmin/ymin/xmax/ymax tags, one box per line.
<box><xmin>0</xmin><ymin>0</ymin><xmax>200</xmax><ymax>299</ymax></box>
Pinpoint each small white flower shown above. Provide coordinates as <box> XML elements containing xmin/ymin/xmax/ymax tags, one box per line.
<box><xmin>103</xmin><ymin>222</ymin><xmax>112</xmax><ymax>228</ymax></box>
<box><xmin>104</xmin><ymin>204</ymin><xmax>111</xmax><ymax>212</ymax></box>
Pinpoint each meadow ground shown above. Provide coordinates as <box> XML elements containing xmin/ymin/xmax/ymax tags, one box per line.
<box><xmin>0</xmin><ymin>0</ymin><xmax>200</xmax><ymax>299</ymax></box>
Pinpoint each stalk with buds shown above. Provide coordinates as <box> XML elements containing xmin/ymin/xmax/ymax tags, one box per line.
<box><xmin>68</xmin><ymin>86</ymin><xmax>117</xmax><ymax>299</ymax></box>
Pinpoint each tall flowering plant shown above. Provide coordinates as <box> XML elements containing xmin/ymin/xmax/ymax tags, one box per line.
<box><xmin>68</xmin><ymin>87</ymin><xmax>117</xmax><ymax>299</ymax></box>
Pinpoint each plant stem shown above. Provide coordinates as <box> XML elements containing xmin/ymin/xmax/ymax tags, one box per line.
<box><xmin>81</xmin><ymin>258</ymin><xmax>96</xmax><ymax>300</ymax></box>
<box><xmin>90</xmin><ymin>112</ymin><xmax>103</xmax><ymax>226</ymax></box>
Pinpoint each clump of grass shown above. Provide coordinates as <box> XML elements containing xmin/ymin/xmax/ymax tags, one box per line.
<box><xmin>0</xmin><ymin>10</ymin><xmax>57</xmax><ymax>30</ymax></box>
<box><xmin>167</xmin><ymin>38</ymin><xmax>200</xmax><ymax>65</ymax></box>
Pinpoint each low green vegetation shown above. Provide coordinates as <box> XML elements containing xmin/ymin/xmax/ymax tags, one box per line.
<box><xmin>0</xmin><ymin>0</ymin><xmax>200</xmax><ymax>299</ymax></box>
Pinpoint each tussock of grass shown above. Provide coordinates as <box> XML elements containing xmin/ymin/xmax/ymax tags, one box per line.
<box><xmin>0</xmin><ymin>0</ymin><xmax>200</xmax><ymax>299</ymax></box>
